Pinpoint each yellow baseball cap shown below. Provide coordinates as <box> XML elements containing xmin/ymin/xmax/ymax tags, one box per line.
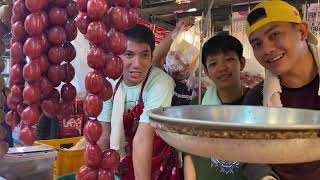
<box><xmin>245</xmin><ymin>0</ymin><xmax>318</xmax><ymax>45</ymax></box>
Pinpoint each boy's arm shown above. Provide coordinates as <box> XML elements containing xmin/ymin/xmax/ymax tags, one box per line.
<box><xmin>184</xmin><ymin>154</ymin><xmax>196</xmax><ymax>180</ymax></box>
<box><xmin>132</xmin><ymin>123</ymin><xmax>155</xmax><ymax>180</ymax></box>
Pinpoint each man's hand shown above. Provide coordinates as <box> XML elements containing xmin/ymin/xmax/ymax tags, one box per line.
<box><xmin>132</xmin><ymin>123</ymin><xmax>155</xmax><ymax>180</ymax></box>
<box><xmin>172</xmin><ymin>16</ymin><xmax>195</xmax><ymax>40</ymax></box>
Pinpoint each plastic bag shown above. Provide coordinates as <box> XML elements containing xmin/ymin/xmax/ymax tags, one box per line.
<box><xmin>165</xmin><ymin>20</ymin><xmax>201</xmax><ymax>80</ymax></box>
<box><xmin>186</xmin><ymin>73</ymin><xmax>213</xmax><ymax>97</ymax></box>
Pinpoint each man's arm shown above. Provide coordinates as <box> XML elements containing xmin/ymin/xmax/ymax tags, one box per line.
<box><xmin>97</xmin><ymin>122</ymin><xmax>111</xmax><ymax>151</ymax></box>
<box><xmin>184</xmin><ymin>154</ymin><xmax>196</xmax><ymax>180</ymax></box>
<box><xmin>152</xmin><ymin>17</ymin><xmax>195</xmax><ymax>69</ymax></box>
<box><xmin>132</xmin><ymin>123</ymin><xmax>155</xmax><ymax>180</ymax></box>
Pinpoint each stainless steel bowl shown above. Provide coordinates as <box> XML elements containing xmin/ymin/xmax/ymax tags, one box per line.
<box><xmin>149</xmin><ymin>105</ymin><xmax>320</xmax><ymax>164</ymax></box>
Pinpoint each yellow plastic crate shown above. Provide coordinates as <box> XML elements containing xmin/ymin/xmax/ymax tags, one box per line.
<box><xmin>34</xmin><ymin>137</ymin><xmax>84</xmax><ymax>177</ymax></box>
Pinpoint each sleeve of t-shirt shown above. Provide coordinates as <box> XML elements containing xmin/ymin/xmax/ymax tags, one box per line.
<box><xmin>139</xmin><ymin>76</ymin><xmax>175</xmax><ymax>123</ymax></box>
<box><xmin>97</xmin><ymin>99</ymin><xmax>113</xmax><ymax>122</ymax></box>
<box><xmin>243</xmin><ymin>82</ymin><xmax>264</xmax><ymax>106</ymax></box>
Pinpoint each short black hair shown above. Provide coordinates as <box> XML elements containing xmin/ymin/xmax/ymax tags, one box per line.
<box><xmin>202</xmin><ymin>35</ymin><xmax>243</xmax><ymax>68</ymax></box>
<box><xmin>123</xmin><ymin>24</ymin><xmax>155</xmax><ymax>52</ymax></box>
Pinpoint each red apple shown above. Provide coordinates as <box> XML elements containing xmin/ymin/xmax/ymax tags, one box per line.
<box><xmin>64</xmin><ymin>19</ymin><xmax>78</xmax><ymax>41</ymax></box>
<box><xmin>24</xmin><ymin>11</ymin><xmax>48</xmax><ymax>36</ymax></box>
<box><xmin>19</xmin><ymin>126</ymin><xmax>36</xmax><ymax>146</ymax></box>
<box><xmin>10</xmin><ymin>64</ymin><xmax>24</xmax><ymax>85</ymax></box>
<box><xmin>87</xmin><ymin>46</ymin><xmax>106</xmax><ymax>69</ymax></box>
<box><xmin>77</xmin><ymin>0</ymin><xmax>88</xmax><ymax>12</ymax></box>
<box><xmin>10</xmin><ymin>42</ymin><xmax>24</xmax><ymax>60</ymax></box>
<box><xmin>31</xmin><ymin>54</ymin><xmax>50</xmax><ymax>74</ymax></box>
<box><xmin>85</xmin><ymin>71</ymin><xmax>105</xmax><ymax>94</ymax></box>
<box><xmin>25</xmin><ymin>0</ymin><xmax>48</xmax><ymax>12</ymax></box>
<box><xmin>39</xmin><ymin>77</ymin><xmax>53</xmax><ymax>99</ymax></box>
<box><xmin>61</xmin><ymin>83</ymin><xmax>77</xmax><ymax>102</ymax></box>
<box><xmin>84</xmin><ymin>119</ymin><xmax>102</xmax><ymax>143</ymax></box>
<box><xmin>76</xmin><ymin>166</ymin><xmax>98</xmax><ymax>180</ymax></box>
<box><xmin>22</xmin><ymin>61</ymin><xmax>41</xmax><ymax>83</ymax></box>
<box><xmin>76</xmin><ymin>12</ymin><xmax>90</xmax><ymax>34</ymax></box>
<box><xmin>5</xmin><ymin>110</ymin><xmax>20</xmax><ymax>128</ymax></box>
<box><xmin>109</xmin><ymin>7</ymin><xmax>128</xmax><ymax>32</ymax></box>
<box><xmin>107</xmin><ymin>31</ymin><xmax>127</xmax><ymax>55</ymax></box>
<box><xmin>48</xmin><ymin>46</ymin><xmax>66</xmax><ymax>64</ymax></box>
<box><xmin>83</xmin><ymin>94</ymin><xmax>103</xmax><ymax>118</ymax></box>
<box><xmin>98</xmin><ymin>169</ymin><xmax>114</xmax><ymax>180</ymax></box>
<box><xmin>127</xmin><ymin>8</ymin><xmax>138</xmax><ymax>28</ymax></box>
<box><xmin>48</xmin><ymin>26</ymin><xmax>67</xmax><ymax>45</ymax></box>
<box><xmin>22</xmin><ymin>85</ymin><xmax>41</xmax><ymax>105</ymax></box>
<box><xmin>41</xmin><ymin>99</ymin><xmax>59</xmax><ymax>118</ymax></box>
<box><xmin>62</xmin><ymin>63</ymin><xmax>75</xmax><ymax>83</ymax></box>
<box><xmin>17</xmin><ymin>103</ymin><xmax>27</xmax><ymax>117</ymax></box>
<box><xmin>49</xmin><ymin>7</ymin><xmax>68</xmax><ymax>25</ymax></box>
<box><xmin>66</xmin><ymin>0</ymin><xmax>78</xmax><ymax>18</ymax></box>
<box><xmin>12</xmin><ymin>21</ymin><xmax>27</xmax><ymax>42</ymax></box>
<box><xmin>87</xmin><ymin>0</ymin><xmax>108</xmax><ymax>20</ymax></box>
<box><xmin>23</xmin><ymin>36</ymin><xmax>43</xmax><ymax>59</ymax></box>
<box><xmin>63</xmin><ymin>42</ymin><xmax>76</xmax><ymax>62</ymax></box>
<box><xmin>86</xmin><ymin>21</ymin><xmax>107</xmax><ymax>45</ymax></box>
<box><xmin>12</xmin><ymin>0</ymin><xmax>29</xmax><ymax>20</ymax></box>
<box><xmin>47</xmin><ymin>65</ymin><xmax>64</xmax><ymax>87</ymax></box>
<box><xmin>100</xmin><ymin>149</ymin><xmax>120</xmax><ymax>171</ymax></box>
<box><xmin>98</xmin><ymin>80</ymin><xmax>113</xmax><ymax>101</ymax></box>
<box><xmin>21</xmin><ymin>105</ymin><xmax>40</xmax><ymax>126</ymax></box>
<box><xmin>84</xmin><ymin>144</ymin><xmax>102</xmax><ymax>167</ymax></box>
<box><xmin>103</xmin><ymin>54</ymin><xmax>123</xmax><ymax>80</ymax></box>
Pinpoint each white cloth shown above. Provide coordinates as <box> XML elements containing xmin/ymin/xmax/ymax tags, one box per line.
<box><xmin>263</xmin><ymin>70</ymin><xmax>282</xmax><ymax>107</ymax></box>
<box><xmin>110</xmin><ymin>83</ymin><xmax>126</xmax><ymax>159</ymax></box>
<box><xmin>263</xmin><ymin>43</ymin><xmax>320</xmax><ymax>107</ymax></box>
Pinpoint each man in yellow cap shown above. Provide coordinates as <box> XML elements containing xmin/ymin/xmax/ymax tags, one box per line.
<box><xmin>244</xmin><ymin>0</ymin><xmax>320</xmax><ymax>179</ymax></box>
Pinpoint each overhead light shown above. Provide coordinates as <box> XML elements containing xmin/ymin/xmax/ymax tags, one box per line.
<box><xmin>175</xmin><ymin>8</ymin><xmax>197</xmax><ymax>13</ymax></box>
<box><xmin>176</xmin><ymin>0</ymin><xmax>191</xmax><ymax>4</ymax></box>
<box><xmin>187</xmin><ymin>8</ymin><xmax>197</xmax><ymax>12</ymax></box>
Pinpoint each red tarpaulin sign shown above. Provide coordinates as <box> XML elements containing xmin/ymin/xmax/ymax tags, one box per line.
<box><xmin>138</xmin><ymin>19</ymin><xmax>170</xmax><ymax>45</ymax></box>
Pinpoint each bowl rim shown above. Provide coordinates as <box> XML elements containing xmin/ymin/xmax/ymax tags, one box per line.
<box><xmin>148</xmin><ymin>105</ymin><xmax>320</xmax><ymax>130</ymax></box>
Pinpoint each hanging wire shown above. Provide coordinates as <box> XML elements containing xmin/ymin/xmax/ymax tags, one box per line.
<box><xmin>197</xmin><ymin>0</ymin><xmax>214</xmax><ymax>104</ymax></box>
<box><xmin>317</xmin><ymin>0</ymin><xmax>320</xmax><ymax>37</ymax></box>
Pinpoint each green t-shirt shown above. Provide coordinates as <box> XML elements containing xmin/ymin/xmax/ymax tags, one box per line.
<box><xmin>98</xmin><ymin>67</ymin><xmax>175</xmax><ymax>123</ymax></box>
<box><xmin>191</xmin><ymin>85</ymin><xmax>247</xmax><ymax>180</ymax></box>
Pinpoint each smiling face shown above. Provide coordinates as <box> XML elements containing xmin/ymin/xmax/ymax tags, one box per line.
<box><xmin>205</xmin><ymin>51</ymin><xmax>245</xmax><ymax>89</ymax></box>
<box><xmin>120</xmin><ymin>39</ymin><xmax>152</xmax><ymax>86</ymax></box>
<box><xmin>249</xmin><ymin>22</ymin><xmax>308</xmax><ymax>76</ymax></box>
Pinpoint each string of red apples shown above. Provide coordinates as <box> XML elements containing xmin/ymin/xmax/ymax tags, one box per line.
<box><xmin>75</xmin><ymin>0</ymin><xmax>140</xmax><ymax>179</ymax></box>
<box><xmin>6</xmin><ymin>0</ymin><xmax>78</xmax><ymax>146</ymax></box>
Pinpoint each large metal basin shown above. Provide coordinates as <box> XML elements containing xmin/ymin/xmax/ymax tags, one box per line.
<box><xmin>148</xmin><ymin>105</ymin><xmax>320</xmax><ymax>164</ymax></box>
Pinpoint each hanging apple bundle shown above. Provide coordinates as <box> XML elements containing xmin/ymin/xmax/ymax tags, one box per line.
<box><xmin>5</xmin><ymin>0</ymin><xmax>78</xmax><ymax>146</ymax></box>
<box><xmin>75</xmin><ymin>0</ymin><xmax>141</xmax><ymax>179</ymax></box>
